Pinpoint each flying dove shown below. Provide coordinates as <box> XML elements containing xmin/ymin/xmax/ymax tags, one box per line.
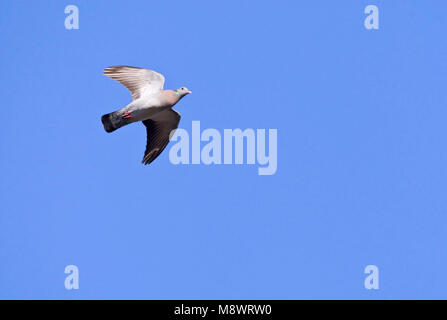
<box><xmin>101</xmin><ymin>66</ymin><xmax>191</xmax><ymax>165</ymax></box>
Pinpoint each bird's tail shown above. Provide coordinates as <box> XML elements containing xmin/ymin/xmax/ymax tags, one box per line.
<box><xmin>101</xmin><ymin>111</ymin><xmax>127</xmax><ymax>133</ymax></box>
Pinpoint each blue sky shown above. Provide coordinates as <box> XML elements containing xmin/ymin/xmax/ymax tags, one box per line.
<box><xmin>1</xmin><ymin>0</ymin><xmax>447</xmax><ymax>299</ymax></box>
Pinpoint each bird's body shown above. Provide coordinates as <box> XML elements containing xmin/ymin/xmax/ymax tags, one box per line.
<box><xmin>101</xmin><ymin>65</ymin><xmax>191</xmax><ymax>165</ymax></box>
<box><xmin>117</xmin><ymin>90</ymin><xmax>179</xmax><ymax>123</ymax></box>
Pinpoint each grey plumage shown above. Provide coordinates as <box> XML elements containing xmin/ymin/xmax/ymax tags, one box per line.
<box><xmin>103</xmin><ymin>66</ymin><xmax>165</xmax><ymax>100</ymax></box>
<box><xmin>101</xmin><ymin>65</ymin><xmax>191</xmax><ymax>165</ymax></box>
<box><xmin>101</xmin><ymin>110</ymin><xmax>130</xmax><ymax>133</ymax></box>
<box><xmin>142</xmin><ymin>109</ymin><xmax>181</xmax><ymax>165</ymax></box>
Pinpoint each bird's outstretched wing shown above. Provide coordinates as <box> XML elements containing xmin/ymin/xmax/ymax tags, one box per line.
<box><xmin>141</xmin><ymin>109</ymin><xmax>181</xmax><ymax>165</ymax></box>
<box><xmin>103</xmin><ymin>65</ymin><xmax>165</xmax><ymax>100</ymax></box>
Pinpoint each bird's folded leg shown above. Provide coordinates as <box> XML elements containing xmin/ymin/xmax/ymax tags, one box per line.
<box><xmin>122</xmin><ymin>111</ymin><xmax>133</xmax><ymax>119</ymax></box>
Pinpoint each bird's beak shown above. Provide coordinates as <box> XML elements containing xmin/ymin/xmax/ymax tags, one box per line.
<box><xmin>187</xmin><ymin>90</ymin><xmax>192</xmax><ymax>94</ymax></box>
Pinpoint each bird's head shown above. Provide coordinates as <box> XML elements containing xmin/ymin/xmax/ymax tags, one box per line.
<box><xmin>175</xmin><ymin>87</ymin><xmax>192</xmax><ymax>97</ymax></box>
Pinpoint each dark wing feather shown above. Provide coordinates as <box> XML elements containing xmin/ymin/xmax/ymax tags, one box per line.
<box><xmin>142</xmin><ymin>109</ymin><xmax>181</xmax><ymax>165</ymax></box>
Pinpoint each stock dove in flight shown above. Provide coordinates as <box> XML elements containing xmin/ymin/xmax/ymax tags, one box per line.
<box><xmin>101</xmin><ymin>66</ymin><xmax>191</xmax><ymax>165</ymax></box>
